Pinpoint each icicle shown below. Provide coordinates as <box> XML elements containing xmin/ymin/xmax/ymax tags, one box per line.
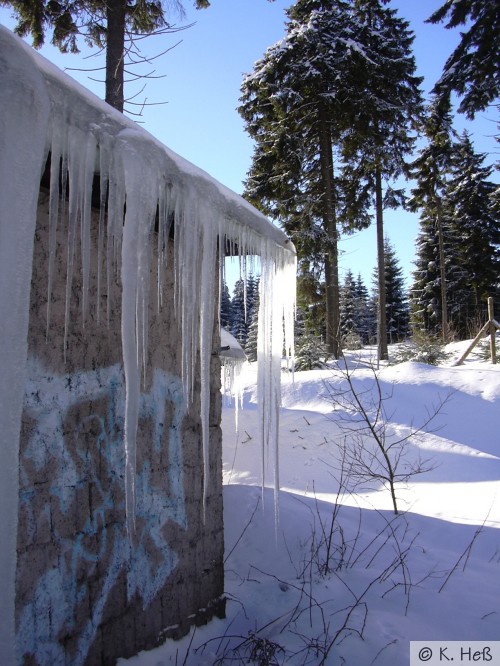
<box><xmin>198</xmin><ymin>206</ymin><xmax>218</xmax><ymax>515</ymax></box>
<box><xmin>255</xmin><ymin>237</ymin><xmax>296</xmax><ymax>532</ymax></box>
<box><xmin>156</xmin><ymin>183</ymin><xmax>171</xmax><ymax>312</ymax></box>
<box><xmin>171</xmin><ymin>185</ymin><xmax>220</xmax><ymax>516</ymax></box>
<box><xmin>81</xmin><ymin>135</ymin><xmax>97</xmax><ymax>327</ymax></box>
<box><xmin>63</xmin><ymin>129</ymin><xmax>83</xmax><ymax>361</ymax></box>
<box><xmin>174</xmin><ymin>185</ymin><xmax>202</xmax><ymax>407</ymax></box>
<box><xmin>46</xmin><ymin>123</ymin><xmax>64</xmax><ymax>338</ymax></box>
<box><xmin>106</xmin><ymin>149</ymin><xmax>125</xmax><ymax>326</ymax></box>
<box><xmin>221</xmin><ymin>354</ymin><xmax>245</xmax><ymax>431</ymax></box>
<box><xmin>117</xmin><ymin>133</ymin><xmax>158</xmax><ymax>543</ymax></box>
<box><xmin>121</xmin><ymin>208</ymin><xmax>140</xmax><ymax>541</ymax></box>
<box><xmin>0</xmin><ymin>27</ymin><xmax>50</xmax><ymax>665</ymax></box>
<box><xmin>97</xmin><ymin>139</ymin><xmax>110</xmax><ymax>325</ymax></box>
<box><xmin>219</xmin><ymin>227</ymin><xmax>246</xmax><ymax>430</ymax></box>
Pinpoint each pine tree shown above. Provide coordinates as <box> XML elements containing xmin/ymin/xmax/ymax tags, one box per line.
<box><xmin>245</xmin><ymin>309</ymin><xmax>259</xmax><ymax>362</ymax></box>
<box><xmin>427</xmin><ymin>0</ymin><xmax>500</xmax><ymax>119</ymax></box>
<box><xmin>340</xmin><ymin>0</ymin><xmax>424</xmax><ymax>360</ymax></box>
<box><xmin>220</xmin><ymin>278</ymin><xmax>233</xmax><ymax>330</ymax></box>
<box><xmin>230</xmin><ymin>274</ymin><xmax>259</xmax><ymax>347</ymax></box>
<box><xmin>244</xmin><ymin>276</ymin><xmax>260</xmax><ymax>361</ymax></box>
<box><xmin>231</xmin><ymin>278</ymin><xmax>247</xmax><ymax>346</ymax></box>
<box><xmin>384</xmin><ymin>239</ymin><xmax>410</xmax><ymax>343</ymax></box>
<box><xmin>1</xmin><ymin>0</ymin><xmax>209</xmax><ymax>111</ymax></box>
<box><xmin>245</xmin><ymin>274</ymin><xmax>259</xmax><ymax>327</ymax></box>
<box><xmin>239</xmin><ymin>0</ymin><xmax>422</xmax><ymax>359</ymax></box>
<box><xmin>239</xmin><ymin>0</ymin><xmax>374</xmax><ymax>359</ymax></box>
<box><xmin>294</xmin><ymin>332</ymin><xmax>328</xmax><ymax>370</ymax></box>
<box><xmin>340</xmin><ymin>270</ymin><xmax>358</xmax><ymax>339</ymax></box>
<box><xmin>354</xmin><ymin>273</ymin><xmax>375</xmax><ymax>344</ymax></box>
<box><xmin>408</xmin><ymin>96</ymin><xmax>456</xmax><ymax>341</ymax></box>
<box><xmin>372</xmin><ymin>238</ymin><xmax>410</xmax><ymax>345</ymax></box>
<box><xmin>411</xmin><ymin>128</ymin><xmax>499</xmax><ymax>340</ymax></box>
<box><xmin>296</xmin><ymin>268</ymin><xmax>326</xmax><ymax>340</ymax></box>
<box><xmin>340</xmin><ymin>270</ymin><xmax>379</xmax><ymax>347</ymax></box>
<box><xmin>410</xmin><ymin>214</ymin><xmax>445</xmax><ymax>337</ymax></box>
<box><xmin>445</xmin><ymin>132</ymin><xmax>500</xmax><ymax>336</ymax></box>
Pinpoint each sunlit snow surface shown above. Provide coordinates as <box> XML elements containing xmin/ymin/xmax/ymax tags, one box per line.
<box><xmin>0</xmin><ymin>25</ymin><xmax>295</xmax><ymax>663</ymax></box>
<box><xmin>121</xmin><ymin>342</ymin><xmax>500</xmax><ymax>666</ymax></box>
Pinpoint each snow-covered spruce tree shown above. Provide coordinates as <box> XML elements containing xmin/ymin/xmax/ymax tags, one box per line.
<box><xmin>220</xmin><ymin>277</ymin><xmax>233</xmax><ymax>331</ymax></box>
<box><xmin>340</xmin><ymin>270</ymin><xmax>362</xmax><ymax>348</ymax></box>
<box><xmin>387</xmin><ymin>241</ymin><xmax>411</xmax><ymax>343</ymax></box>
<box><xmin>294</xmin><ymin>332</ymin><xmax>329</xmax><ymax>371</ymax></box>
<box><xmin>1</xmin><ymin>0</ymin><xmax>210</xmax><ymax>112</ymax></box>
<box><xmin>340</xmin><ymin>270</ymin><xmax>357</xmax><ymax>334</ymax></box>
<box><xmin>444</xmin><ymin>132</ymin><xmax>500</xmax><ymax>337</ymax></box>
<box><xmin>294</xmin><ymin>305</ymin><xmax>307</xmax><ymax>340</ymax></box>
<box><xmin>244</xmin><ymin>311</ymin><xmax>258</xmax><ymax>362</ymax></box>
<box><xmin>295</xmin><ymin>282</ymin><xmax>328</xmax><ymax>370</ymax></box>
<box><xmin>244</xmin><ymin>277</ymin><xmax>260</xmax><ymax>362</ymax></box>
<box><xmin>408</xmin><ymin>96</ymin><xmax>456</xmax><ymax>341</ymax></box>
<box><xmin>372</xmin><ymin>237</ymin><xmax>410</xmax><ymax>344</ymax></box>
<box><xmin>354</xmin><ymin>273</ymin><xmax>375</xmax><ymax>344</ymax></box>
<box><xmin>410</xmin><ymin>202</ymin><xmax>465</xmax><ymax>341</ymax></box>
<box><xmin>296</xmin><ymin>267</ymin><xmax>326</xmax><ymax>341</ymax></box>
<box><xmin>411</xmin><ymin>109</ymin><xmax>499</xmax><ymax>339</ymax></box>
<box><xmin>231</xmin><ymin>278</ymin><xmax>247</xmax><ymax>346</ymax></box>
<box><xmin>239</xmin><ymin>0</ymin><xmax>376</xmax><ymax>359</ymax></box>
<box><xmin>339</xmin><ymin>0</ymin><xmax>424</xmax><ymax>361</ymax></box>
<box><xmin>230</xmin><ymin>274</ymin><xmax>259</xmax><ymax>347</ymax></box>
<box><xmin>246</xmin><ymin>274</ymin><xmax>259</xmax><ymax>325</ymax></box>
<box><xmin>427</xmin><ymin>0</ymin><xmax>500</xmax><ymax>120</ymax></box>
<box><xmin>410</xmin><ymin>213</ymin><xmax>445</xmax><ymax>337</ymax></box>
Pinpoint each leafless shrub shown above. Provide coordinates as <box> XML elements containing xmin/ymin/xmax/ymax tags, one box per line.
<box><xmin>322</xmin><ymin>357</ymin><xmax>450</xmax><ymax>514</ymax></box>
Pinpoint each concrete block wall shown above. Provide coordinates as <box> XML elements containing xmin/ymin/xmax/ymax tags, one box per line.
<box><xmin>16</xmin><ymin>189</ymin><xmax>225</xmax><ymax>665</ymax></box>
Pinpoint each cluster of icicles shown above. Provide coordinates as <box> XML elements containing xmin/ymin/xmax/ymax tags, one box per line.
<box><xmin>43</xmin><ymin>100</ymin><xmax>296</xmax><ymax>538</ymax></box>
<box><xmin>0</xmin><ymin>27</ymin><xmax>294</xmax><ymax>663</ymax></box>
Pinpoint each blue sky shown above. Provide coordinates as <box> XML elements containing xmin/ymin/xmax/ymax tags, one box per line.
<box><xmin>1</xmin><ymin>0</ymin><xmax>497</xmax><ymax>291</ymax></box>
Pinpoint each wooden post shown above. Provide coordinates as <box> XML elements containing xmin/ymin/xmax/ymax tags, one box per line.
<box><xmin>488</xmin><ymin>297</ymin><xmax>497</xmax><ymax>364</ymax></box>
<box><xmin>454</xmin><ymin>296</ymin><xmax>500</xmax><ymax>366</ymax></box>
<box><xmin>455</xmin><ymin>320</ymin><xmax>490</xmax><ymax>365</ymax></box>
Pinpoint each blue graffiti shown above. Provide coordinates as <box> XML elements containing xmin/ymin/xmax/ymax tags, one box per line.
<box><xmin>17</xmin><ymin>359</ymin><xmax>188</xmax><ymax>665</ymax></box>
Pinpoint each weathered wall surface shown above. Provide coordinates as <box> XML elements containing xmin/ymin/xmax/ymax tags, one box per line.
<box><xmin>16</xmin><ymin>190</ymin><xmax>225</xmax><ymax>665</ymax></box>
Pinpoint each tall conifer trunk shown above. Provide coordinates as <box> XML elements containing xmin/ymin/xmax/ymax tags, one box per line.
<box><xmin>437</xmin><ymin>209</ymin><xmax>449</xmax><ymax>342</ymax></box>
<box><xmin>318</xmin><ymin>102</ymin><xmax>340</xmax><ymax>359</ymax></box>
<box><xmin>362</xmin><ymin>3</ymin><xmax>388</xmax><ymax>362</ymax></box>
<box><xmin>105</xmin><ymin>0</ymin><xmax>126</xmax><ymax>112</ymax></box>
<box><xmin>375</xmin><ymin>164</ymin><xmax>388</xmax><ymax>361</ymax></box>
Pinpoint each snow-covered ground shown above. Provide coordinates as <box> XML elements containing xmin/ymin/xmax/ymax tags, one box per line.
<box><xmin>122</xmin><ymin>341</ymin><xmax>500</xmax><ymax>665</ymax></box>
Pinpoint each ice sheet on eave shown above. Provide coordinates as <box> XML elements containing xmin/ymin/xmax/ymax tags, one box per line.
<box><xmin>5</xmin><ymin>25</ymin><xmax>293</xmax><ymax>254</ymax></box>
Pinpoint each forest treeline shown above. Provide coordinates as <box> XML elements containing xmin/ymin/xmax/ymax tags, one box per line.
<box><xmin>222</xmin><ymin>234</ymin><xmax>409</xmax><ymax>367</ymax></box>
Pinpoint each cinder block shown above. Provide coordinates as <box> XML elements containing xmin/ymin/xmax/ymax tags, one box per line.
<box><xmin>16</xmin><ymin>190</ymin><xmax>225</xmax><ymax>665</ymax></box>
